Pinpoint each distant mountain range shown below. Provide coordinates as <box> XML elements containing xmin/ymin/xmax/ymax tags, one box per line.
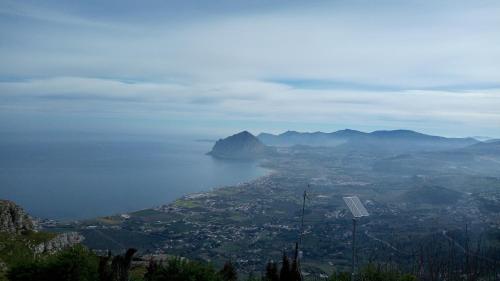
<box><xmin>258</xmin><ymin>129</ymin><xmax>479</xmax><ymax>152</ymax></box>
<box><xmin>460</xmin><ymin>139</ymin><xmax>500</xmax><ymax>154</ymax></box>
<box><xmin>208</xmin><ymin>129</ymin><xmax>499</xmax><ymax>160</ymax></box>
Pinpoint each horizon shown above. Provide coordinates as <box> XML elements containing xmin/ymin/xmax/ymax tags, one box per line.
<box><xmin>1</xmin><ymin>127</ymin><xmax>497</xmax><ymax>142</ymax></box>
<box><xmin>1</xmin><ymin>1</ymin><xmax>500</xmax><ymax>138</ymax></box>
<box><xmin>232</xmin><ymin>128</ymin><xmax>497</xmax><ymax>140</ymax></box>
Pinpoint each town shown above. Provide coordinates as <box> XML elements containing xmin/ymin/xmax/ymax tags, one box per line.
<box><xmin>47</xmin><ymin>143</ymin><xmax>500</xmax><ymax>275</ymax></box>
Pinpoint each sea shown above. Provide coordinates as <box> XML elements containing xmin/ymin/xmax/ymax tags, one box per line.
<box><xmin>0</xmin><ymin>136</ymin><xmax>268</xmax><ymax>220</ymax></box>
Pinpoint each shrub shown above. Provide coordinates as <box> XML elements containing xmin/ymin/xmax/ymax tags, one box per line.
<box><xmin>7</xmin><ymin>245</ymin><xmax>98</xmax><ymax>281</ymax></box>
<box><xmin>146</xmin><ymin>258</ymin><xmax>223</xmax><ymax>281</ymax></box>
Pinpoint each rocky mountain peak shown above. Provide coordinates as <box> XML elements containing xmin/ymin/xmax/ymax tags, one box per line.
<box><xmin>208</xmin><ymin>131</ymin><xmax>268</xmax><ymax>159</ymax></box>
<box><xmin>0</xmin><ymin>200</ymin><xmax>34</xmax><ymax>234</ymax></box>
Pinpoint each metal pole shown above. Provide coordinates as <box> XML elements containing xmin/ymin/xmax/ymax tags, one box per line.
<box><xmin>299</xmin><ymin>189</ymin><xmax>307</xmax><ymax>247</ymax></box>
<box><xmin>352</xmin><ymin>218</ymin><xmax>357</xmax><ymax>281</ymax></box>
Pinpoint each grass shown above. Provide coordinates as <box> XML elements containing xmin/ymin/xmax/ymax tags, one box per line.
<box><xmin>133</xmin><ymin>209</ymin><xmax>164</xmax><ymax>217</ymax></box>
<box><xmin>173</xmin><ymin>199</ymin><xmax>201</xmax><ymax>208</ymax></box>
<box><xmin>0</xmin><ymin>231</ymin><xmax>56</xmax><ymax>271</ymax></box>
<box><xmin>96</xmin><ymin>216</ymin><xmax>123</xmax><ymax>225</ymax></box>
<box><xmin>24</xmin><ymin>231</ymin><xmax>57</xmax><ymax>244</ymax></box>
<box><xmin>130</xmin><ymin>265</ymin><xmax>147</xmax><ymax>281</ymax></box>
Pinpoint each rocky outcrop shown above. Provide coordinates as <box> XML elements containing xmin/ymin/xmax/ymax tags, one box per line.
<box><xmin>0</xmin><ymin>200</ymin><xmax>34</xmax><ymax>234</ymax></box>
<box><xmin>34</xmin><ymin>232</ymin><xmax>84</xmax><ymax>254</ymax></box>
<box><xmin>1</xmin><ymin>200</ymin><xmax>84</xmax><ymax>254</ymax></box>
<box><xmin>208</xmin><ymin>131</ymin><xmax>269</xmax><ymax>159</ymax></box>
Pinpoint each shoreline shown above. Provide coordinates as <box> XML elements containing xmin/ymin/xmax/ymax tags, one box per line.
<box><xmin>115</xmin><ymin>165</ymin><xmax>277</xmax><ymax>218</ymax></box>
<box><xmin>41</xmin><ymin>160</ymin><xmax>276</xmax><ymax>225</ymax></box>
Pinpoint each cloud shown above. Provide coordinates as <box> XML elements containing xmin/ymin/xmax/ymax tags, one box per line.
<box><xmin>1</xmin><ymin>77</ymin><xmax>499</xmax><ymax>136</ymax></box>
<box><xmin>0</xmin><ymin>0</ymin><xmax>499</xmax><ymax>136</ymax></box>
<box><xmin>2</xmin><ymin>1</ymin><xmax>500</xmax><ymax>85</ymax></box>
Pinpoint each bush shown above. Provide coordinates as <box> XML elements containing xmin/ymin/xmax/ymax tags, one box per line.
<box><xmin>7</xmin><ymin>245</ymin><xmax>98</xmax><ymax>281</ymax></box>
<box><xmin>329</xmin><ymin>264</ymin><xmax>417</xmax><ymax>281</ymax></box>
<box><xmin>328</xmin><ymin>271</ymin><xmax>350</xmax><ymax>281</ymax></box>
<box><xmin>146</xmin><ymin>258</ymin><xmax>223</xmax><ymax>281</ymax></box>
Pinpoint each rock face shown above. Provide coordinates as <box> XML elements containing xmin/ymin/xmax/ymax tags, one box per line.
<box><xmin>0</xmin><ymin>200</ymin><xmax>34</xmax><ymax>234</ymax></box>
<box><xmin>208</xmin><ymin>131</ymin><xmax>268</xmax><ymax>159</ymax></box>
<box><xmin>34</xmin><ymin>232</ymin><xmax>85</xmax><ymax>254</ymax></box>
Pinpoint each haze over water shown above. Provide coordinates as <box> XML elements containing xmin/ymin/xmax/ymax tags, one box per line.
<box><xmin>0</xmin><ymin>135</ymin><xmax>268</xmax><ymax>220</ymax></box>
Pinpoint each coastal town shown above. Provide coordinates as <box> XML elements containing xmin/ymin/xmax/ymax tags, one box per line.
<box><xmin>46</xmin><ymin>140</ymin><xmax>500</xmax><ymax>275</ymax></box>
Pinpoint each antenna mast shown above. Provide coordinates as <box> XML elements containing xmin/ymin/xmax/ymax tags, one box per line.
<box><xmin>293</xmin><ymin>184</ymin><xmax>309</xmax><ymax>281</ymax></box>
<box><xmin>298</xmin><ymin>185</ymin><xmax>308</xmax><ymax>248</ymax></box>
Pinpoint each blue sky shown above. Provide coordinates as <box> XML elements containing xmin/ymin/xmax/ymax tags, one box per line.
<box><xmin>1</xmin><ymin>0</ymin><xmax>499</xmax><ymax>139</ymax></box>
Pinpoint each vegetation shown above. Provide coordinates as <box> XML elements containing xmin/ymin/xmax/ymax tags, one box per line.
<box><xmin>2</xmin><ymin>240</ymin><xmax>497</xmax><ymax>281</ymax></box>
<box><xmin>7</xmin><ymin>245</ymin><xmax>98</xmax><ymax>281</ymax></box>
<box><xmin>2</xmin><ymin>243</ymin><xmax>230</xmax><ymax>281</ymax></box>
<box><xmin>0</xmin><ymin>230</ymin><xmax>57</xmax><ymax>281</ymax></box>
<box><xmin>328</xmin><ymin>264</ymin><xmax>417</xmax><ymax>281</ymax></box>
<box><xmin>145</xmin><ymin>258</ymin><xmax>223</xmax><ymax>281</ymax></box>
<box><xmin>0</xmin><ymin>231</ymin><xmax>56</xmax><ymax>265</ymax></box>
<box><xmin>2</xmin><ymin>243</ymin><xmax>419</xmax><ymax>281</ymax></box>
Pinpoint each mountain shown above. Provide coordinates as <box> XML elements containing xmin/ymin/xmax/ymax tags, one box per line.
<box><xmin>0</xmin><ymin>200</ymin><xmax>84</xmax><ymax>277</ymax></box>
<box><xmin>258</xmin><ymin>129</ymin><xmax>478</xmax><ymax>152</ymax></box>
<box><xmin>0</xmin><ymin>200</ymin><xmax>34</xmax><ymax>234</ymax></box>
<box><xmin>471</xmin><ymin>136</ymin><xmax>495</xmax><ymax>142</ymax></box>
<box><xmin>344</xmin><ymin>130</ymin><xmax>479</xmax><ymax>153</ymax></box>
<box><xmin>461</xmin><ymin>140</ymin><xmax>500</xmax><ymax>154</ymax></box>
<box><xmin>257</xmin><ymin>129</ymin><xmax>366</xmax><ymax>147</ymax></box>
<box><xmin>208</xmin><ymin>131</ymin><xmax>268</xmax><ymax>159</ymax></box>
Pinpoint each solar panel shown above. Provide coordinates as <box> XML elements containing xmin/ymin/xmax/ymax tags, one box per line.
<box><xmin>343</xmin><ymin>196</ymin><xmax>369</xmax><ymax>218</ymax></box>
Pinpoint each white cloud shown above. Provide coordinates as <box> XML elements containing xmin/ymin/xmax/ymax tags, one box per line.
<box><xmin>1</xmin><ymin>1</ymin><xmax>500</xmax><ymax>136</ymax></box>
<box><xmin>2</xmin><ymin>1</ymin><xmax>500</xmax><ymax>85</ymax></box>
<box><xmin>1</xmin><ymin>77</ymin><xmax>499</xmax><ymax>137</ymax></box>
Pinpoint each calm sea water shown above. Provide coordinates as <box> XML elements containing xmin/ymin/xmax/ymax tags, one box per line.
<box><xmin>0</xmin><ymin>137</ymin><xmax>268</xmax><ymax>220</ymax></box>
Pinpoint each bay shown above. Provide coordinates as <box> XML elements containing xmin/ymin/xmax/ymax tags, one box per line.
<box><xmin>0</xmin><ymin>137</ymin><xmax>268</xmax><ymax>220</ymax></box>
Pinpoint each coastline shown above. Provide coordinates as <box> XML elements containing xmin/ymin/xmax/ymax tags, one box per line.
<box><xmin>2</xmin><ymin>138</ymin><xmax>269</xmax><ymax>221</ymax></box>
<box><xmin>123</xmin><ymin>164</ymin><xmax>277</xmax><ymax>217</ymax></box>
<box><xmin>42</xmin><ymin>160</ymin><xmax>275</xmax><ymax>225</ymax></box>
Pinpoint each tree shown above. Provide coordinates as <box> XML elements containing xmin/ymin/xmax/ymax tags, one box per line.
<box><xmin>97</xmin><ymin>248</ymin><xmax>137</xmax><ymax>281</ymax></box>
<box><xmin>246</xmin><ymin>272</ymin><xmax>259</xmax><ymax>281</ymax></box>
<box><xmin>220</xmin><ymin>261</ymin><xmax>238</xmax><ymax>281</ymax></box>
<box><xmin>7</xmin><ymin>245</ymin><xmax>99</xmax><ymax>281</ymax></box>
<box><xmin>146</xmin><ymin>258</ymin><xmax>222</xmax><ymax>281</ymax></box>
<box><xmin>143</xmin><ymin>259</ymin><xmax>158</xmax><ymax>281</ymax></box>
<box><xmin>110</xmin><ymin>248</ymin><xmax>137</xmax><ymax>281</ymax></box>
<box><xmin>279</xmin><ymin>252</ymin><xmax>291</xmax><ymax>281</ymax></box>
<box><xmin>328</xmin><ymin>271</ymin><xmax>350</xmax><ymax>281</ymax></box>
<box><xmin>290</xmin><ymin>258</ymin><xmax>301</xmax><ymax>281</ymax></box>
<box><xmin>265</xmin><ymin>261</ymin><xmax>279</xmax><ymax>281</ymax></box>
<box><xmin>98</xmin><ymin>251</ymin><xmax>112</xmax><ymax>281</ymax></box>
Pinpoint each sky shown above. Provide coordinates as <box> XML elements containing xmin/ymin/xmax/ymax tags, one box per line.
<box><xmin>1</xmin><ymin>0</ymin><xmax>499</xmax><ymax>139</ymax></box>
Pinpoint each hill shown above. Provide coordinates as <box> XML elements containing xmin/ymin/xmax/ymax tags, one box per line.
<box><xmin>208</xmin><ymin>131</ymin><xmax>269</xmax><ymax>159</ymax></box>
<box><xmin>258</xmin><ymin>129</ymin><xmax>478</xmax><ymax>153</ymax></box>
<box><xmin>0</xmin><ymin>200</ymin><xmax>83</xmax><ymax>279</ymax></box>
<box><xmin>461</xmin><ymin>140</ymin><xmax>500</xmax><ymax>154</ymax></box>
<box><xmin>257</xmin><ymin>129</ymin><xmax>366</xmax><ymax>147</ymax></box>
<box><xmin>373</xmin><ymin>140</ymin><xmax>500</xmax><ymax>176</ymax></box>
<box><xmin>399</xmin><ymin>185</ymin><xmax>463</xmax><ymax>205</ymax></box>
